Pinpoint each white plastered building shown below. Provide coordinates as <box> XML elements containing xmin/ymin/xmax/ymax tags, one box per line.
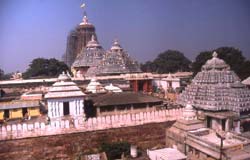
<box><xmin>45</xmin><ymin>72</ymin><xmax>85</xmax><ymax>119</ymax></box>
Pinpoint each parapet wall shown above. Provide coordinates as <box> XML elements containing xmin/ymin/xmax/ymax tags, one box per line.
<box><xmin>0</xmin><ymin>120</ymin><xmax>175</xmax><ymax>160</ymax></box>
<box><xmin>0</xmin><ymin>108</ymin><xmax>184</xmax><ymax>141</ymax></box>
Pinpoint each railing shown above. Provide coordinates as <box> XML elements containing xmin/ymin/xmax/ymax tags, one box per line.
<box><xmin>0</xmin><ymin>108</ymin><xmax>184</xmax><ymax>140</ymax></box>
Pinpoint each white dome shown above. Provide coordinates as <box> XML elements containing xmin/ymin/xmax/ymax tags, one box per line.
<box><xmin>104</xmin><ymin>83</ymin><xmax>122</xmax><ymax>93</ymax></box>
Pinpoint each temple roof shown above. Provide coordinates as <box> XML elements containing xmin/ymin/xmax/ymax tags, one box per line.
<box><xmin>45</xmin><ymin>72</ymin><xmax>85</xmax><ymax>99</ymax></box>
<box><xmin>93</xmin><ymin>92</ymin><xmax>162</xmax><ymax>107</ymax></box>
<box><xmin>110</xmin><ymin>39</ymin><xmax>123</xmax><ymax>52</ymax></box>
<box><xmin>202</xmin><ymin>52</ymin><xmax>230</xmax><ymax>71</ymax></box>
<box><xmin>242</xmin><ymin>76</ymin><xmax>250</xmax><ymax>86</ymax></box>
<box><xmin>177</xmin><ymin>52</ymin><xmax>250</xmax><ymax>112</ymax></box>
<box><xmin>79</xmin><ymin>14</ymin><xmax>94</xmax><ymax>28</ymax></box>
<box><xmin>72</xmin><ymin>36</ymin><xmax>105</xmax><ymax>69</ymax></box>
<box><xmin>0</xmin><ymin>100</ymin><xmax>40</xmax><ymax>110</ymax></box>
<box><xmin>95</xmin><ymin>39</ymin><xmax>141</xmax><ymax>75</ymax></box>
<box><xmin>86</xmin><ymin>35</ymin><xmax>101</xmax><ymax>48</ymax></box>
<box><xmin>86</xmin><ymin>78</ymin><xmax>106</xmax><ymax>93</ymax></box>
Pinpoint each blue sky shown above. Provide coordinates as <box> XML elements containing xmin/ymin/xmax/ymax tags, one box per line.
<box><xmin>0</xmin><ymin>0</ymin><xmax>250</xmax><ymax>73</ymax></box>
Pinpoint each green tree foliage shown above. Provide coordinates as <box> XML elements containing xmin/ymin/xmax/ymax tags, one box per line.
<box><xmin>100</xmin><ymin>142</ymin><xmax>130</xmax><ymax>160</ymax></box>
<box><xmin>192</xmin><ymin>51</ymin><xmax>212</xmax><ymax>75</ymax></box>
<box><xmin>23</xmin><ymin>58</ymin><xmax>69</xmax><ymax>79</ymax></box>
<box><xmin>192</xmin><ymin>47</ymin><xmax>250</xmax><ymax>80</ymax></box>
<box><xmin>141</xmin><ymin>50</ymin><xmax>191</xmax><ymax>73</ymax></box>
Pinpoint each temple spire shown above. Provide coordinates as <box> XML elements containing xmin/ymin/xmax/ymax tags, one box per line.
<box><xmin>212</xmin><ymin>51</ymin><xmax>218</xmax><ymax>58</ymax></box>
<box><xmin>80</xmin><ymin>3</ymin><xmax>90</xmax><ymax>25</ymax></box>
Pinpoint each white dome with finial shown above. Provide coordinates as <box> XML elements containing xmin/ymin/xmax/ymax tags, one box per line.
<box><xmin>202</xmin><ymin>51</ymin><xmax>229</xmax><ymax>71</ymax></box>
<box><xmin>86</xmin><ymin>35</ymin><xmax>101</xmax><ymax>48</ymax></box>
<box><xmin>110</xmin><ymin>39</ymin><xmax>123</xmax><ymax>52</ymax></box>
<box><xmin>57</xmin><ymin>71</ymin><xmax>71</xmax><ymax>82</ymax></box>
<box><xmin>86</xmin><ymin>78</ymin><xmax>106</xmax><ymax>93</ymax></box>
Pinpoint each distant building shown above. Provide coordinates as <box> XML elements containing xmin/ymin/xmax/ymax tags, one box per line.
<box><xmin>0</xmin><ymin>100</ymin><xmax>40</xmax><ymax>120</ymax></box>
<box><xmin>88</xmin><ymin>92</ymin><xmax>163</xmax><ymax>116</ymax></box>
<box><xmin>45</xmin><ymin>72</ymin><xmax>85</xmax><ymax>119</ymax></box>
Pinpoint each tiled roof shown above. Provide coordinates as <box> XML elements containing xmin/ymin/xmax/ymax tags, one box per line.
<box><xmin>0</xmin><ymin>100</ymin><xmax>40</xmax><ymax>110</ymax></box>
<box><xmin>45</xmin><ymin>73</ymin><xmax>85</xmax><ymax>99</ymax></box>
<box><xmin>93</xmin><ymin>92</ymin><xmax>162</xmax><ymax>107</ymax></box>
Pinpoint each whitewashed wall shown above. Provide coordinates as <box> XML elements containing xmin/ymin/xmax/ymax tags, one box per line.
<box><xmin>0</xmin><ymin>108</ymin><xmax>184</xmax><ymax>140</ymax></box>
<box><xmin>153</xmin><ymin>79</ymin><xmax>180</xmax><ymax>92</ymax></box>
<box><xmin>47</xmin><ymin>97</ymin><xmax>84</xmax><ymax>118</ymax></box>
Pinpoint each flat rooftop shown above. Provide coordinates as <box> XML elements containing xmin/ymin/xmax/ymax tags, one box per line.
<box><xmin>189</xmin><ymin>128</ymin><xmax>249</xmax><ymax>148</ymax></box>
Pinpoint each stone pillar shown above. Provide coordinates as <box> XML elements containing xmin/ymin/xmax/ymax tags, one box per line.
<box><xmin>53</xmin><ymin>102</ymin><xmax>56</xmax><ymax>117</ymax></box>
<box><xmin>225</xmin><ymin>119</ymin><xmax>230</xmax><ymax>132</ymax></box>
<box><xmin>80</xmin><ymin>99</ymin><xmax>84</xmax><ymax>115</ymax></box>
<box><xmin>114</xmin><ymin>106</ymin><xmax>118</xmax><ymax>115</ymax></box>
<box><xmin>96</xmin><ymin>107</ymin><xmax>100</xmax><ymax>117</ymax></box>
<box><xmin>212</xmin><ymin>119</ymin><xmax>219</xmax><ymax>130</ymax></box>
<box><xmin>146</xmin><ymin>103</ymin><xmax>149</xmax><ymax>112</ymax></box>
<box><xmin>235</xmin><ymin>120</ymin><xmax>241</xmax><ymax>133</ymax></box>
<box><xmin>130</xmin><ymin>145</ymin><xmax>138</xmax><ymax>158</ymax></box>
<box><xmin>143</xmin><ymin>80</ymin><xmax>148</xmax><ymax>92</ymax></box>
<box><xmin>56</xmin><ymin>102</ymin><xmax>60</xmax><ymax>117</ymax></box>
<box><xmin>48</xmin><ymin>102</ymin><xmax>52</xmax><ymax>118</ymax></box>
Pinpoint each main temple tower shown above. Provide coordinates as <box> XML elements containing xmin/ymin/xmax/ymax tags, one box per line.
<box><xmin>63</xmin><ymin>4</ymin><xmax>97</xmax><ymax>67</ymax></box>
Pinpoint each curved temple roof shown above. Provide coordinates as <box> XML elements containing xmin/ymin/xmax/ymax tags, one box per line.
<box><xmin>45</xmin><ymin>72</ymin><xmax>85</xmax><ymax>99</ymax></box>
<box><xmin>72</xmin><ymin>35</ymin><xmax>105</xmax><ymax>70</ymax></box>
<box><xmin>95</xmin><ymin>39</ymin><xmax>141</xmax><ymax>75</ymax></box>
<box><xmin>177</xmin><ymin>52</ymin><xmax>250</xmax><ymax>112</ymax></box>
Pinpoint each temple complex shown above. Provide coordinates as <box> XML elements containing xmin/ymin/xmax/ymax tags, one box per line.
<box><xmin>63</xmin><ymin>5</ymin><xmax>142</xmax><ymax>77</ymax></box>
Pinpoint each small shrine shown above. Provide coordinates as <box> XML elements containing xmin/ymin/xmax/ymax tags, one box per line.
<box><xmin>177</xmin><ymin>52</ymin><xmax>250</xmax><ymax>132</ymax></box>
<box><xmin>45</xmin><ymin>72</ymin><xmax>85</xmax><ymax>119</ymax></box>
<box><xmin>85</xmin><ymin>78</ymin><xmax>106</xmax><ymax>94</ymax></box>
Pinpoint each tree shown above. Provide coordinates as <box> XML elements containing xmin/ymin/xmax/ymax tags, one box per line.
<box><xmin>141</xmin><ymin>50</ymin><xmax>191</xmax><ymax>73</ymax></box>
<box><xmin>192</xmin><ymin>47</ymin><xmax>250</xmax><ymax>80</ymax></box>
<box><xmin>140</xmin><ymin>61</ymin><xmax>157</xmax><ymax>73</ymax></box>
<box><xmin>23</xmin><ymin>58</ymin><xmax>69</xmax><ymax>79</ymax></box>
<box><xmin>192</xmin><ymin>51</ymin><xmax>212</xmax><ymax>75</ymax></box>
<box><xmin>100</xmin><ymin>142</ymin><xmax>130</xmax><ymax>159</ymax></box>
